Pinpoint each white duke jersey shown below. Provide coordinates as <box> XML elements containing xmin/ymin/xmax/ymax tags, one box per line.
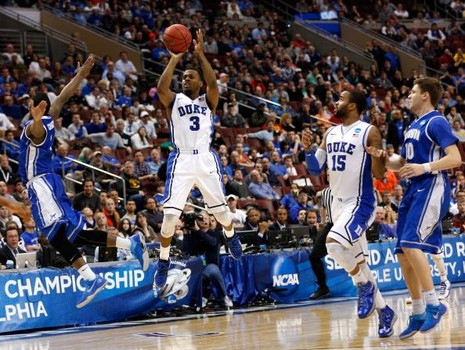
<box><xmin>170</xmin><ymin>93</ymin><xmax>214</xmax><ymax>150</ymax></box>
<box><xmin>19</xmin><ymin>116</ymin><xmax>55</xmax><ymax>183</ymax></box>
<box><xmin>326</xmin><ymin>121</ymin><xmax>375</xmax><ymax>200</ymax></box>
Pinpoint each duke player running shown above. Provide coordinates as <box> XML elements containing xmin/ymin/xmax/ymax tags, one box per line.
<box><xmin>383</xmin><ymin>78</ymin><xmax>461</xmax><ymax>339</ymax></box>
<box><xmin>302</xmin><ymin>90</ymin><xmax>396</xmax><ymax>338</ymax></box>
<box><xmin>154</xmin><ymin>29</ymin><xmax>242</xmax><ymax>289</ymax></box>
<box><xmin>20</xmin><ymin>56</ymin><xmax>149</xmax><ymax>309</ymax></box>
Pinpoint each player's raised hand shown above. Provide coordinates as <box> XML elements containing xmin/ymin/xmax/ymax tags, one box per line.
<box><xmin>76</xmin><ymin>54</ymin><xmax>94</xmax><ymax>78</ymax></box>
<box><xmin>167</xmin><ymin>49</ymin><xmax>185</xmax><ymax>61</ymax></box>
<box><xmin>29</xmin><ymin>100</ymin><xmax>48</xmax><ymax>122</ymax></box>
<box><xmin>193</xmin><ymin>29</ymin><xmax>205</xmax><ymax>56</ymax></box>
<box><xmin>301</xmin><ymin>129</ymin><xmax>313</xmax><ymax>151</ymax></box>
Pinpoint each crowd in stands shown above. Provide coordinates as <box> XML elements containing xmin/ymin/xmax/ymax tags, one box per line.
<box><xmin>1</xmin><ymin>0</ymin><xmax>465</xmax><ymax>267</ymax></box>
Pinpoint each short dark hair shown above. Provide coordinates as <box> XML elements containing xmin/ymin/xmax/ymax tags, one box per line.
<box><xmin>184</xmin><ymin>65</ymin><xmax>204</xmax><ymax>81</ymax></box>
<box><xmin>348</xmin><ymin>90</ymin><xmax>367</xmax><ymax>115</ymax></box>
<box><xmin>33</xmin><ymin>92</ymin><xmax>51</xmax><ymax>116</ymax></box>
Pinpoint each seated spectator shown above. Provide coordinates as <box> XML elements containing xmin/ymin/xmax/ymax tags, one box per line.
<box><xmin>2</xmin><ymin>43</ymin><xmax>24</xmax><ymax>65</ymax></box>
<box><xmin>52</xmin><ymin>144</ymin><xmax>77</xmax><ymax>176</ymax></box>
<box><xmin>0</xmin><ymin>112</ymin><xmax>15</xmax><ymax>132</ymax></box>
<box><xmin>248</xmin><ymin>170</ymin><xmax>280</xmax><ymax>200</ymax></box>
<box><xmin>221</xmin><ymin>103</ymin><xmax>248</xmax><ymax>128</ymax></box>
<box><xmin>115</xmin><ymin>50</ymin><xmax>138</xmax><ymax>82</ymax></box>
<box><xmin>21</xmin><ymin>218</ymin><xmax>41</xmax><ymax>252</ymax></box>
<box><xmin>427</xmin><ymin>23</ymin><xmax>447</xmax><ymax>43</ymax></box>
<box><xmin>147</xmin><ymin>148</ymin><xmax>164</xmax><ymax>175</ymax></box>
<box><xmin>1</xmin><ymin>95</ymin><xmax>22</xmax><ymax>120</ymax></box>
<box><xmin>226</xmin><ymin>194</ymin><xmax>247</xmax><ymax>229</ymax></box>
<box><xmin>367</xmin><ymin>206</ymin><xmax>396</xmax><ymax>239</ymax></box>
<box><xmin>101</xmin><ymin>145</ymin><xmax>121</xmax><ymax>171</ymax></box>
<box><xmin>124</xmin><ymin>112</ymin><xmax>141</xmax><ymax>136</ymax></box>
<box><xmin>452</xmin><ymin>119</ymin><xmax>465</xmax><ymax>141</ymax></box>
<box><xmin>0</xmin><ymin>227</ymin><xmax>26</xmax><ymax>268</ymax></box>
<box><xmin>139</xmin><ymin>111</ymin><xmax>157</xmax><ymax>141</ymax></box>
<box><xmin>12</xmin><ymin>179</ymin><xmax>26</xmax><ymax>203</ymax></box>
<box><xmin>103</xmin><ymin>197</ymin><xmax>120</xmax><ymax>228</ymax></box>
<box><xmin>135</xmin><ymin>212</ymin><xmax>157</xmax><ymax>242</ymax></box>
<box><xmin>72</xmin><ymin>179</ymin><xmax>101</xmax><ymax>212</ymax></box>
<box><xmin>141</xmin><ymin>196</ymin><xmax>163</xmax><ymax>233</ymax></box>
<box><xmin>121</xmin><ymin>200</ymin><xmax>137</xmax><ymax>226</ymax></box>
<box><xmin>85</xmin><ymin>111</ymin><xmax>107</xmax><ymax>134</ymax></box>
<box><xmin>88</xmin><ymin>124</ymin><xmax>128</xmax><ymax>151</ymax></box>
<box><xmin>243</xmin><ymin>207</ymin><xmax>269</xmax><ymax>246</ymax></box>
<box><xmin>67</xmin><ymin>113</ymin><xmax>88</xmax><ymax>141</ymax></box>
<box><xmin>133</xmin><ymin>150</ymin><xmax>154</xmax><ymax>181</ymax></box>
<box><xmin>289</xmin><ymin>190</ymin><xmax>313</xmax><ymax>224</ymax></box>
<box><xmin>1</xmin><ymin>130</ymin><xmax>20</xmax><ymax>160</ymax></box>
<box><xmin>268</xmin><ymin>207</ymin><xmax>290</xmax><ymax>231</ymax></box>
<box><xmin>0</xmin><ymin>155</ymin><xmax>15</xmax><ymax>185</ymax></box>
<box><xmin>230</xmin><ymin>169</ymin><xmax>252</xmax><ymax>199</ymax></box>
<box><xmin>131</xmin><ymin>126</ymin><xmax>153</xmax><ymax>150</ymax></box>
<box><xmin>118</xmin><ymin>161</ymin><xmax>146</xmax><ymax>211</ymax></box>
<box><xmin>54</xmin><ymin>117</ymin><xmax>74</xmax><ymax>143</ymax></box>
<box><xmin>245</xmin><ymin>120</ymin><xmax>275</xmax><ymax>143</ymax></box>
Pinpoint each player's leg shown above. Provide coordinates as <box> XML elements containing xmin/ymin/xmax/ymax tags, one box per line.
<box><xmin>156</xmin><ymin>153</ymin><xmax>194</xmax><ymax>287</ymax></box>
<box><xmin>73</xmin><ymin>228</ymin><xmax>149</xmax><ymax>271</ymax></box>
<box><xmin>48</xmin><ymin>223</ymin><xmax>107</xmax><ymax>308</ymax></box>
<box><xmin>357</xmin><ymin>235</ymin><xmax>397</xmax><ymax>337</ymax></box>
<box><xmin>196</xmin><ymin>158</ymin><xmax>242</xmax><ymax>260</ymax></box>
<box><xmin>431</xmin><ymin>250</ymin><xmax>451</xmax><ymax>300</ymax></box>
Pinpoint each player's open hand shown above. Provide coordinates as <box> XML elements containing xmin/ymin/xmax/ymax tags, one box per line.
<box><xmin>29</xmin><ymin>100</ymin><xmax>47</xmax><ymax>121</ymax></box>
<box><xmin>77</xmin><ymin>54</ymin><xmax>94</xmax><ymax>78</ymax></box>
<box><xmin>399</xmin><ymin>163</ymin><xmax>424</xmax><ymax>178</ymax></box>
<box><xmin>301</xmin><ymin>129</ymin><xmax>313</xmax><ymax>151</ymax></box>
<box><xmin>193</xmin><ymin>29</ymin><xmax>205</xmax><ymax>56</ymax></box>
<box><xmin>366</xmin><ymin>146</ymin><xmax>386</xmax><ymax>158</ymax></box>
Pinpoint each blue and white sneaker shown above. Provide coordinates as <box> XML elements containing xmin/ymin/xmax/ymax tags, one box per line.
<box><xmin>357</xmin><ymin>281</ymin><xmax>376</xmax><ymax>319</ymax></box>
<box><xmin>76</xmin><ymin>276</ymin><xmax>107</xmax><ymax>308</ymax></box>
<box><xmin>130</xmin><ymin>232</ymin><xmax>149</xmax><ymax>271</ymax></box>
<box><xmin>419</xmin><ymin>303</ymin><xmax>447</xmax><ymax>333</ymax></box>
<box><xmin>225</xmin><ymin>233</ymin><xmax>242</xmax><ymax>260</ymax></box>
<box><xmin>399</xmin><ymin>313</ymin><xmax>425</xmax><ymax>340</ymax></box>
<box><xmin>154</xmin><ymin>258</ymin><xmax>170</xmax><ymax>288</ymax></box>
<box><xmin>377</xmin><ymin>305</ymin><xmax>397</xmax><ymax>338</ymax></box>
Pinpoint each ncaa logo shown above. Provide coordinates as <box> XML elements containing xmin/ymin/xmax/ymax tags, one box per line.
<box><xmin>271</xmin><ymin>256</ymin><xmax>299</xmax><ymax>296</ymax></box>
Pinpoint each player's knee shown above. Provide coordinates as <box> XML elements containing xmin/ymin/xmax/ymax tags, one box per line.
<box><xmin>326</xmin><ymin>242</ymin><xmax>357</xmax><ymax>272</ymax></box>
<box><xmin>160</xmin><ymin>214</ymin><xmax>179</xmax><ymax>238</ymax></box>
<box><xmin>213</xmin><ymin>209</ymin><xmax>231</xmax><ymax>227</ymax></box>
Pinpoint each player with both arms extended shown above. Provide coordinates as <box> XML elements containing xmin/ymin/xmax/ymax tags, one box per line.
<box><xmin>154</xmin><ymin>29</ymin><xmax>242</xmax><ymax>289</ymax></box>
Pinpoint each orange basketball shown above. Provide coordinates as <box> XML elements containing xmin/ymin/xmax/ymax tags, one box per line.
<box><xmin>163</xmin><ymin>24</ymin><xmax>192</xmax><ymax>54</ymax></box>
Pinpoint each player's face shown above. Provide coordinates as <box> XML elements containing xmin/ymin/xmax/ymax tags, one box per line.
<box><xmin>182</xmin><ymin>70</ymin><xmax>202</xmax><ymax>96</ymax></box>
<box><xmin>335</xmin><ymin>91</ymin><xmax>352</xmax><ymax>119</ymax></box>
<box><xmin>407</xmin><ymin>84</ymin><xmax>426</xmax><ymax>114</ymax></box>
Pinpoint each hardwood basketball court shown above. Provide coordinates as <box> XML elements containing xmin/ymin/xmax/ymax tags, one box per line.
<box><xmin>2</xmin><ymin>284</ymin><xmax>465</xmax><ymax>350</ymax></box>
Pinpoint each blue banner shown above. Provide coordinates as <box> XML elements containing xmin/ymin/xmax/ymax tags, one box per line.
<box><xmin>323</xmin><ymin>234</ymin><xmax>465</xmax><ymax>297</ymax></box>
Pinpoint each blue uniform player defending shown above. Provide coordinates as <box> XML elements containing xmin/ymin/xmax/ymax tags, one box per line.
<box><xmin>384</xmin><ymin>77</ymin><xmax>461</xmax><ymax>339</ymax></box>
<box><xmin>21</xmin><ymin>56</ymin><xmax>149</xmax><ymax>308</ymax></box>
<box><xmin>154</xmin><ymin>29</ymin><xmax>242</xmax><ymax>289</ymax></box>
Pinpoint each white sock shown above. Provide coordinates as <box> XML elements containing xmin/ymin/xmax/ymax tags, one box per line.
<box><xmin>78</xmin><ymin>264</ymin><xmax>96</xmax><ymax>281</ymax></box>
<box><xmin>116</xmin><ymin>237</ymin><xmax>131</xmax><ymax>250</ymax></box>
<box><xmin>440</xmin><ymin>273</ymin><xmax>448</xmax><ymax>283</ymax></box>
<box><xmin>412</xmin><ymin>298</ymin><xmax>425</xmax><ymax>315</ymax></box>
<box><xmin>160</xmin><ymin>245</ymin><xmax>170</xmax><ymax>261</ymax></box>
<box><xmin>224</xmin><ymin>227</ymin><xmax>234</xmax><ymax>238</ymax></box>
<box><xmin>423</xmin><ymin>289</ymin><xmax>439</xmax><ymax>306</ymax></box>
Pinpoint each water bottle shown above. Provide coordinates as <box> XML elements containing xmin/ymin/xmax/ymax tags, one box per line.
<box><xmin>6</xmin><ymin>260</ymin><xmax>14</xmax><ymax>269</ymax></box>
<box><xmin>379</xmin><ymin>232</ymin><xmax>386</xmax><ymax>242</ymax></box>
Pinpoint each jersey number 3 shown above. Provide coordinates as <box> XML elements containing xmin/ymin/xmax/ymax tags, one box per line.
<box><xmin>331</xmin><ymin>154</ymin><xmax>346</xmax><ymax>171</ymax></box>
<box><xmin>189</xmin><ymin>116</ymin><xmax>200</xmax><ymax>131</ymax></box>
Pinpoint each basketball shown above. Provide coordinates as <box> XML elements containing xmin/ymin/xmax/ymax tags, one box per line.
<box><xmin>163</xmin><ymin>24</ymin><xmax>192</xmax><ymax>53</ymax></box>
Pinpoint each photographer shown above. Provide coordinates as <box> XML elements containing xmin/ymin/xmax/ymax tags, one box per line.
<box><xmin>182</xmin><ymin>211</ymin><xmax>233</xmax><ymax>309</ymax></box>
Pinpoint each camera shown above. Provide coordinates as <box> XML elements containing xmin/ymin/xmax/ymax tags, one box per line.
<box><xmin>182</xmin><ymin>212</ymin><xmax>203</xmax><ymax>229</ymax></box>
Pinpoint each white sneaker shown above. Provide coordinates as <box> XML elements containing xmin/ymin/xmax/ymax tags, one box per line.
<box><xmin>438</xmin><ymin>280</ymin><xmax>451</xmax><ymax>300</ymax></box>
<box><xmin>405</xmin><ymin>296</ymin><xmax>412</xmax><ymax>305</ymax></box>
<box><xmin>223</xmin><ymin>296</ymin><xmax>233</xmax><ymax>308</ymax></box>
<box><xmin>202</xmin><ymin>297</ymin><xmax>208</xmax><ymax>308</ymax></box>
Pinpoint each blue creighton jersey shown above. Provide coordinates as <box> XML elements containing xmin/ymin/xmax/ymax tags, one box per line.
<box><xmin>401</xmin><ymin>110</ymin><xmax>458</xmax><ymax>181</ymax></box>
<box><xmin>19</xmin><ymin>116</ymin><xmax>55</xmax><ymax>184</ymax></box>
<box><xmin>169</xmin><ymin>93</ymin><xmax>214</xmax><ymax>150</ymax></box>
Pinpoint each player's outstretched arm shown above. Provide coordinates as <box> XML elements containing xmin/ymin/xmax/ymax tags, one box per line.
<box><xmin>194</xmin><ymin>29</ymin><xmax>219</xmax><ymax>111</ymax></box>
<box><xmin>157</xmin><ymin>50</ymin><xmax>183</xmax><ymax>111</ymax></box>
<box><xmin>50</xmin><ymin>54</ymin><xmax>95</xmax><ymax>119</ymax></box>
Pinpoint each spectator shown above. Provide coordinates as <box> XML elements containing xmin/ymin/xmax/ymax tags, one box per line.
<box><xmin>67</xmin><ymin>113</ymin><xmax>88</xmax><ymax>141</ymax></box>
<box><xmin>2</xmin><ymin>43</ymin><xmax>24</xmax><ymax>65</ymax></box>
<box><xmin>226</xmin><ymin>194</ymin><xmax>246</xmax><ymax>229</ymax></box>
<box><xmin>118</xmin><ymin>161</ymin><xmax>145</xmax><ymax>211</ymax></box>
<box><xmin>135</xmin><ymin>212</ymin><xmax>158</xmax><ymax>243</ymax></box>
<box><xmin>121</xmin><ymin>200</ymin><xmax>137</xmax><ymax>226</ymax></box>
<box><xmin>72</xmin><ymin>179</ymin><xmax>101</xmax><ymax>212</ymax></box>
<box><xmin>141</xmin><ymin>197</ymin><xmax>163</xmax><ymax>233</ymax></box>
<box><xmin>248</xmin><ymin>170</ymin><xmax>280</xmax><ymax>200</ymax></box>
<box><xmin>451</xmin><ymin>119</ymin><xmax>465</xmax><ymax>141</ymax></box>
<box><xmin>229</xmin><ymin>169</ymin><xmax>252</xmax><ymax>199</ymax></box>
<box><xmin>103</xmin><ymin>197</ymin><xmax>120</xmax><ymax>228</ymax></box>
<box><xmin>115</xmin><ymin>51</ymin><xmax>138</xmax><ymax>82</ymax></box>
<box><xmin>268</xmin><ymin>207</ymin><xmax>290</xmax><ymax>231</ymax></box>
<box><xmin>222</xmin><ymin>103</ymin><xmax>247</xmax><ymax>128</ymax></box>
<box><xmin>21</xmin><ymin>218</ymin><xmax>41</xmax><ymax>252</ymax></box>
<box><xmin>131</xmin><ymin>126</ymin><xmax>153</xmax><ymax>150</ymax></box>
<box><xmin>427</xmin><ymin>23</ymin><xmax>447</xmax><ymax>43</ymax></box>
<box><xmin>0</xmin><ymin>227</ymin><xmax>26</xmax><ymax>267</ymax></box>
<box><xmin>1</xmin><ymin>96</ymin><xmax>22</xmax><ymax>120</ymax></box>
<box><xmin>133</xmin><ymin>150</ymin><xmax>154</xmax><ymax>181</ymax></box>
<box><xmin>289</xmin><ymin>190</ymin><xmax>312</xmax><ymax>224</ymax></box>
<box><xmin>0</xmin><ymin>155</ymin><xmax>15</xmax><ymax>185</ymax></box>
<box><xmin>88</xmin><ymin>124</ymin><xmax>128</xmax><ymax>151</ymax></box>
